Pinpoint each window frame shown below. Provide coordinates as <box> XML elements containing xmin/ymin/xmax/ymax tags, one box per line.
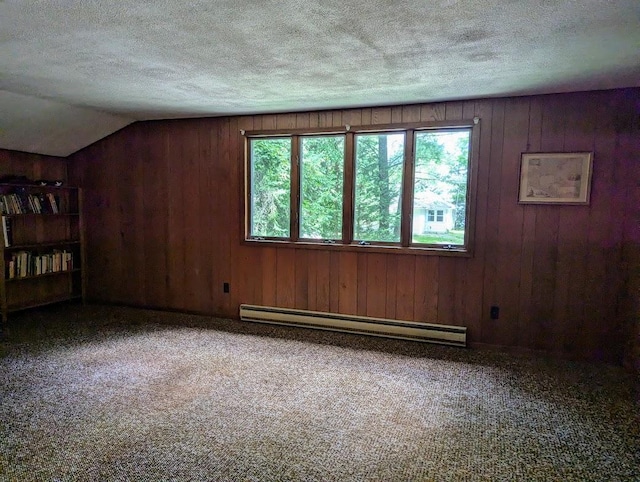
<box><xmin>298</xmin><ymin>133</ymin><xmax>347</xmax><ymax>242</ymax></box>
<box><xmin>242</xmin><ymin>119</ymin><xmax>480</xmax><ymax>256</ymax></box>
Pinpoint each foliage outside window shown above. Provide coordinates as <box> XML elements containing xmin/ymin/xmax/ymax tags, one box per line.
<box><xmin>249</xmin><ymin>138</ymin><xmax>291</xmax><ymax>238</ymax></box>
<box><xmin>300</xmin><ymin>136</ymin><xmax>344</xmax><ymax>240</ymax></box>
<box><xmin>353</xmin><ymin>133</ymin><xmax>405</xmax><ymax>243</ymax></box>
<box><xmin>246</xmin><ymin>121</ymin><xmax>476</xmax><ymax>253</ymax></box>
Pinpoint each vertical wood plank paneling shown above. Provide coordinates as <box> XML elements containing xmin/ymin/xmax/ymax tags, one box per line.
<box><xmin>316</xmin><ymin>251</ymin><xmax>330</xmax><ymax>311</ymax></box>
<box><xmin>141</xmin><ymin>123</ymin><xmax>169</xmax><ymax>307</ymax></box>
<box><xmin>276</xmin><ymin>248</ymin><xmax>295</xmax><ymax>308</ymax></box>
<box><xmin>166</xmin><ymin>122</ymin><xmax>187</xmax><ymax>310</ymax></box>
<box><xmin>343</xmin><ymin>109</ymin><xmax>362</xmax><ymax>128</ymax></box>
<box><xmin>180</xmin><ymin>122</ymin><xmax>201</xmax><ymax>311</ymax></box>
<box><xmin>385</xmin><ymin>254</ymin><xmax>397</xmax><ymax>319</ymax></box>
<box><xmin>296</xmin><ymin>113</ymin><xmax>311</xmax><ymax>129</ymax></box>
<box><xmin>295</xmin><ymin>250</ymin><xmax>309</xmax><ymax>310</ymax></box>
<box><xmin>481</xmin><ymin>99</ymin><xmax>506</xmax><ymax>343</ymax></box>
<box><xmin>365</xmin><ymin>253</ymin><xmax>386</xmax><ymax>318</ymax></box>
<box><xmin>493</xmin><ymin>97</ymin><xmax>529</xmax><ymax>346</ymax></box>
<box><xmin>356</xmin><ymin>253</ymin><xmax>368</xmax><ymax>316</ymax></box>
<box><xmin>276</xmin><ymin>113</ymin><xmax>296</xmax><ymax>130</ymax></box>
<box><xmin>413</xmin><ymin>257</ymin><xmax>428</xmax><ymax>322</ymax></box>
<box><xmin>308</xmin><ymin>112</ymin><xmax>319</xmax><ymax>129</ymax></box>
<box><xmin>391</xmin><ymin>106</ymin><xmax>403</xmax><ymax>124</ymax></box>
<box><xmin>531</xmin><ymin>95</ymin><xmax>566</xmax><ymax>351</ymax></box>
<box><xmin>221</xmin><ymin>117</ymin><xmax>239</xmax><ymax>316</ymax></box>
<box><xmin>331</xmin><ymin>110</ymin><xmax>343</xmax><ymax>128</ymax></box>
<box><xmin>420</xmin><ymin>103</ymin><xmax>446</xmax><ymax>122</ymax></box>
<box><xmin>605</xmin><ymin>91</ymin><xmax>637</xmax><ymax>363</ymax></box>
<box><xmin>209</xmin><ymin>119</ymin><xmax>228</xmax><ymax>313</ymax></box>
<box><xmin>329</xmin><ymin>251</ymin><xmax>341</xmax><ymax>313</ymax></box>
<box><xmin>318</xmin><ymin>111</ymin><xmax>331</xmax><ymax>128</ymax></box>
<box><xmin>372</xmin><ymin>108</ymin><xmax>392</xmax><ymax>125</ymax></box>
<box><xmin>67</xmin><ymin>90</ymin><xmax>638</xmax><ymax>363</ymax></box>
<box><xmin>519</xmin><ymin>97</ymin><xmax>542</xmax><ymax>348</ymax></box>
<box><xmin>262</xmin><ymin>114</ymin><xmax>277</xmax><ymax>130</ymax></box>
<box><xmin>445</xmin><ymin>102</ymin><xmax>463</xmax><ymax>121</ymax></box>
<box><xmin>402</xmin><ymin>105</ymin><xmax>420</xmax><ymax>123</ymax></box>
<box><xmin>361</xmin><ymin>108</ymin><xmax>372</xmax><ymax>126</ymax></box>
<box><xmin>306</xmin><ymin>251</ymin><xmax>318</xmax><ymax>311</ymax></box>
<box><xmin>0</xmin><ymin>150</ymin><xmax>66</xmax><ymax>180</ymax></box>
<box><xmin>556</xmin><ymin>94</ymin><xmax>597</xmax><ymax>357</ymax></box>
<box><xmin>261</xmin><ymin>247</ymin><xmax>277</xmax><ymax>306</ymax></box>
<box><xmin>583</xmin><ymin>92</ymin><xmax>619</xmax><ymax>359</ymax></box>
<box><xmin>436</xmin><ymin>258</ymin><xmax>455</xmax><ymax>324</ymax></box>
<box><xmin>395</xmin><ymin>255</ymin><xmax>415</xmax><ymax>320</ymax></box>
<box><xmin>102</xmin><ymin>136</ymin><xmax>123</xmax><ymax>303</ymax></box>
<box><xmin>338</xmin><ymin>252</ymin><xmax>358</xmax><ymax>315</ymax></box>
<box><xmin>129</xmin><ymin>125</ymin><xmax>146</xmax><ymax>305</ymax></box>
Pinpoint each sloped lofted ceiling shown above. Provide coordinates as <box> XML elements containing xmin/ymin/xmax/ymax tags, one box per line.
<box><xmin>1</xmin><ymin>0</ymin><xmax>639</xmax><ymax>157</ymax></box>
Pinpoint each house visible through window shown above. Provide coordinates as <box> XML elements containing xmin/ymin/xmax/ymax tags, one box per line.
<box><xmin>246</xmin><ymin>121</ymin><xmax>477</xmax><ymax>252</ymax></box>
<box><xmin>426</xmin><ymin>210</ymin><xmax>444</xmax><ymax>222</ymax></box>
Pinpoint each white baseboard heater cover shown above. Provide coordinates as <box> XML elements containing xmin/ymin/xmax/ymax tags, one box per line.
<box><xmin>239</xmin><ymin>304</ymin><xmax>466</xmax><ymax>347</ymax></box>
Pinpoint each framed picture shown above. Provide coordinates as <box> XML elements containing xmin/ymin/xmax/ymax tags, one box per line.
<box><xmin>518</xmin><ymin>152</ymin><xmax>593</xmax><ymax>204</ymax></box>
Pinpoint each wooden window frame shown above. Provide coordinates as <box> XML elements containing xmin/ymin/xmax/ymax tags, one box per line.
<box><xmin>242</xmin><ymin>119</ymin><xmax>480</xmax><ymax>257</ymax></box>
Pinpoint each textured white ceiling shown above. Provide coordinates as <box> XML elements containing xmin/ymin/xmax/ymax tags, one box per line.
<box><xmin>1</xmin><ymin>0</ymin><xmax>639</xmax><ymax>156</ymax></box>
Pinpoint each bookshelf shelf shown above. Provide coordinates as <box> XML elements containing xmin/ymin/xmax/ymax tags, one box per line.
<box><xmin>2</xmin><ymin>213</ymin><xmax>80</xmax><ymax>218</ymax></box>
<box><xmin>7</xmin><ymin>293</ymin><xmax>83</xmax><ymax>313</ymax></box>
<box><xmin>1</xmin><ymin>183</ymin><xmax>85</xmax><ymax>327</ymax></box>
<box><xmin>5</xmin><ymin>268</ymin><xmax>81</xmax><ymax>283</ymax></box>
<box><xmin>4</xmin><ymin>240</ymin><xmax>80</xmax><ymax>251</ymax></box>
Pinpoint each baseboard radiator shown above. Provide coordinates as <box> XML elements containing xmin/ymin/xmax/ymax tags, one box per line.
<box><xmin>239</xmin><ymin>304</ymin><xmax>466</xmax><ymax>347</ymax></box>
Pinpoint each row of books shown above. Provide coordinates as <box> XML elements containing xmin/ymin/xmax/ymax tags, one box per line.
<box><xmin>0</xmin><ymin>192</ymin><xmax>60</xmax><ymax>215</ymax></box>
<box><xmin>6</xmin><ymin>250</ymin><xmax>73</xmax><ymax>279</ymax></box>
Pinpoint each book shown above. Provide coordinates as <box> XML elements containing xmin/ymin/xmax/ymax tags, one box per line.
<box><xmin>38</xmin><ymin>193</ymin><xmax>51</xmax><ymax>213</ymax></box>
<box><xmin>46</xmin><ymin>193</ymin><xmax>59</xmax><ymax>213</ymax></box>
<box><xmin>2</xmin><ymin>215</ymin><xmax>12</xmax><ymax>247</ymax></box>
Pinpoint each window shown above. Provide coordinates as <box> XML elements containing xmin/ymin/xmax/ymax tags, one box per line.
<box><xmin>245</xmin><ymin>120</ymin><xmax>477</xmax><ymax>253</ymax></box>
<box><xmin>354</xmin><ymin>133</ymin><xmax>404</xmax><ymax>243</ymax></box>
<box><xmin>249</xmin><ymin>137</ymin><xmax>292</xmax><ymax>238</ymax></box>
<box><xmin>412</xmin><ymin>129</ymin><xmax>471</xmax><ymax>246</ymax></box>
<box><xmin>300</xmin><ymin>136</ymin><xmax>345</xmax><ymax>240</ymax></box>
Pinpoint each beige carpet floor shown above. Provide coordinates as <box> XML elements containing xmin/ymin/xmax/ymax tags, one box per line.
<box><xmin>0</xmin><ymin>304</ymin><xmax>638</xmax><ymax>481</ymax></box>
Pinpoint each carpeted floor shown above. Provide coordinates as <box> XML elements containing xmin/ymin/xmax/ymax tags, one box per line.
<box><xmin>0</xmin><ymin>304</ymin><xmax>638</xmax><ymax>481</ymax></box>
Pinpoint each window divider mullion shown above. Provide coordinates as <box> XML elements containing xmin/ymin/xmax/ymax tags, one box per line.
<box><xmin>245</xmin><ymin>137</ymin><xmax>252</xmax><ymax>239</ymax></box>
<box><xmin>342</xmin><ymin>132</ymin><xmax>355</xmax><ymax>244</ymax></box>
<box><xmin>401</xmin><ymin>129</ymin><xmax>415</xmax><ymax>247</ymax></box>
<box><xmin>291</xmin><ymin>135</ymin><xmax>300</xmax><ymax>242</ymax></box>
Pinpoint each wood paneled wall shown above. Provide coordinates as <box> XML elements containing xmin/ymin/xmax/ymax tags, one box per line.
<box><xmin>69</xmin><ymin>89</ymin><xmax>640</xmax><ymax>363</ymax></box>
<box><xmin>0</xmin><ymin>149</ymin><xmax>68</xmax><ymax>183</ymax></box>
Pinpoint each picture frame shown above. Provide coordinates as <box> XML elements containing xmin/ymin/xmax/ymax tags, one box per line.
<box><xmin>518</xmin><ymin>152</ymin><xmax>593</xmax><ymax>205</ymax></box>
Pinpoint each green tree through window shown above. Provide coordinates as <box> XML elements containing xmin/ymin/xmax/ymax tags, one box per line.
<box><xmin>300</xmin><ymin>136</ymin><xmax>344</xmax><ymax>239</ymax></box>
<box><xmin>246</xmin><ymin>122</ymin><xmax>475</xmax><ymax>252</ymax></box>
<box><xmin>353</xmin><ymin>133</ymin><xmax>404</xmax><ymax>242</ymax></box>
<box><xmin>250</xmin><ymin>138</ymin><xmax>291</xmax><ymax>237</ymax></box>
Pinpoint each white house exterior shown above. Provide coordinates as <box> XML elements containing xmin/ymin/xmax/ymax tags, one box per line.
<box><xmin>413</xmin><ymin>191</ymin><xmax>455</xmax><ymax>234</ymax></box>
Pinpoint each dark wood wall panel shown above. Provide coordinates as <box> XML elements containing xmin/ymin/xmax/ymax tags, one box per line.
<box><xmin>69</xmin><ymin>89</ymin><xmax>640</xmax><ymax>364</ymax></box>
<box><xmin>0</xmin><ymin>149</ymin><xmax>68</xmax><ymax>182</ymax></box>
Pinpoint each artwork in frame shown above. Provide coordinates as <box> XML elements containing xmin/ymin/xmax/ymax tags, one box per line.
<box><xmin>518</xmin><ymin>152</ymin><xmax>593</xmax><ymax>205</ymax></box>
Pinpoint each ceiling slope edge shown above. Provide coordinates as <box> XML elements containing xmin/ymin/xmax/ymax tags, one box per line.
<box><xmin>0</xmin><ymin>90</ymin><xmax>135</xmax><ymax>157</ymax></box>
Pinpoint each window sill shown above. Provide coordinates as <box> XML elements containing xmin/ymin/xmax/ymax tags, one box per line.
<box><xmin>242</xmin><ymin>238</ymin><xmax>472</xmax><ymax>257</ymax></box>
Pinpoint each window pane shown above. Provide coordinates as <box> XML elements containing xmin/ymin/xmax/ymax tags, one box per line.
<box><xmin>250</xmin><ymin>138</ymin><xmax>291</xmax><ymax>237</ymax></box>
<box><xmin>412</xmin><ymin>129</ymin><xmax>471</xmax><ymax>246</ymax></box>
<box><xmin>354</xmin><ymin>133</ymin><xmax>404</xmax><ymax>242</ymax></box>
<box><xmin>300</xmin><ymin>136</ymin><xmax>345</xmax><ymax>239</ymax></box>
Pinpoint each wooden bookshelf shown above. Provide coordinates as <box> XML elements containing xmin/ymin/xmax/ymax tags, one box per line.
<box><xmin>0</xmin><ymin>183</ymin><xmax>85</xmax><ymax>329</ymax></box>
